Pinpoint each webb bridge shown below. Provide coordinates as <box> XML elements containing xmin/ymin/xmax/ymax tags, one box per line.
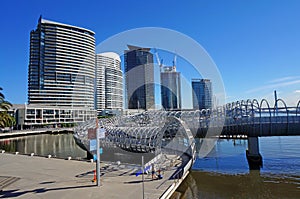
<box><xmin>74</xmin><ymin>98</ymin><xmax>300</xmax><ymax>170</ymax></box>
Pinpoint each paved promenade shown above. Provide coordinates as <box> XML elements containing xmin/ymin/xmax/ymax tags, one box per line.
<box><xmin>0</xmin><ymin>153</ymin><xmax>185</xmax><ymax>199</ymax></box>
<box><xmin>0</xmin><ymin>128</ymin><xmax>72</xmax><ymax>138</ymax></box>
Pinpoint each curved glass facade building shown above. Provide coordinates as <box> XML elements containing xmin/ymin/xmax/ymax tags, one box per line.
<box><xmin>28</xmin><ymin>17</ymin><xmax>95</xmax><ymax>108</ymax></box>
<box><xmin>96</xmin><ymin>52</ymin><xmax>123</xmax><ymax>113</ymax></box>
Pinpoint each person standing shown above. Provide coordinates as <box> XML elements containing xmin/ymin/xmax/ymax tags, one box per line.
<box><xmin>151</xmin><ymin>164</ymin><xmax>155</xmax><ymax>180</ymax></box>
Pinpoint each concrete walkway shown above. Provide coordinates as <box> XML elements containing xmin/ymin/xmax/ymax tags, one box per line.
<box><xmin>0</xmin><ymin>153</ymin><xmax>183</xmax><ymax>199</ymax></box>
<box><xmin>0</xmin><ymin>128</ymin><xmax>72</xmax><ymax>138</ymax></box>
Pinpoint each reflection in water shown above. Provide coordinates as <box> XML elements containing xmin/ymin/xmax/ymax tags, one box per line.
<box><xmin>176</xmin><ymin>171</ymin><xmax>300</xmax><ymax>199</ymax></box>
<box><xmin>0</xmin><ymin>133</ymin><xmax>86</xmax><ymax>159</ymax></box>
<box><xmin>176</xmin><ymin>172</ymin><xmax>198</xmax><ymax>199</ymax></box>
<box><xmin>193</xmin><ymin>138</ymin><xmax>249</xmax><ymax>174</ymax></box>
<box><xmin>0</xmin><ymin>133</ymin><xmax>154</xmax><ymax>164</ymax></box>
<box><xmin>175</xmin><ymin>137</ymin><xmax>300</xmax><ymax>198</ymax></box>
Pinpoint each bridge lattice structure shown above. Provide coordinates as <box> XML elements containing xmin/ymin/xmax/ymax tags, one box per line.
<box><xmin>74</xmin><ymin>99</ymin><xmax>300</xmax><ymax>155</ymax></box>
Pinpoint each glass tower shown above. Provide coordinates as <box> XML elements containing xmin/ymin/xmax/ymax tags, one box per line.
<box><xmin>124</xmin><ymin>45</ymin><xmax>154</xmax><ymax>110</ymax></box>
<box><xmin>161</xmin><ymin>66</ymin><xmax>181</xmax><ymax>110</ymax></box>
<box><xmin>28</xmin><ymin>16</ymin><xmax>95</xmax><ymax>108</ymax></box>
<box><xmin>192</xmin><ymin>79</ymin><xmax>212</xmax><ymax>110</ymax></box>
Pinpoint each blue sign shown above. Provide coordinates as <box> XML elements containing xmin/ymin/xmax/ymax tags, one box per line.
<box><xmin>93</xmin><ymin>148</ymin><xmax>103</xmax><ymax>161</ymax></box>
<box><xmin>135</xmin><ymin>165</ymin><xmax>151</xmax><ymax>177</ymax></box>
<box><xmin>89</xmin><ymin>139</ymin><xmax>97</xmax><ymax>151</ymax></box>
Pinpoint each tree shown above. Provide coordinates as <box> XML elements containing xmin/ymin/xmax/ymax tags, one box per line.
<box><xmin>0</xmin><ymin>87</ymin><xmax>15</xmax><ymax>128</ymax></box>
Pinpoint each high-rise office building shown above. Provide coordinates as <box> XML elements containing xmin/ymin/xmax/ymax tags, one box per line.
<box><xmin>192</xmin><ymin>79</ymin><xmax>212</xmax><ymax>110</ymax></box>
<box><xmin>161</xmin><ymin>66</ymin><xmax>181</xmax><ymax>110</ymax></box>
<box><xmin>124</xmin><ymin>45</ymin><xmax>154</xmax><ymax>110</ymax></box>
<box><xmin>96</xmin><ymin>52</ymin><xmax>123</xmax><ymax>113</ymax></box>
<box><xmin>28</xmin><ymin>16</ymin><xmax>95</xmax><ymax>108</ymax></box>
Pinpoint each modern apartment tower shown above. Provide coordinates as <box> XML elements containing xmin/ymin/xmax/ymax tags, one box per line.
<box><xmin>161</xmin><ymin>66</ymin><xmax>181</xmax><ymax>110</ymax></box>
<box><xmin>28</xmin><ymin>16</ymin><xmax>95</xmax><ymax>108</ymax></box>
<box><xmin>192</xmin><ymin>79</ymin><xmax>212</xmax><ymax>110</ymax></box>
<box><xmin>96</xmin><ymin>52</ymin><xmax>123</xmax><ymax>113</ymax></box>
<box><xmin>124</xmin><ymin>45</ymin><xmax>155</xmax><ymax>110</ymax></box>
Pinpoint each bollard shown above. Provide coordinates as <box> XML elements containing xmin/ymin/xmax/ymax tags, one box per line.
<box><xmin>30</xmin><ymin>153</ymin><xmax>34</xmax><ymax>156</ymax></box>
<box><xmin>48</xmin><ymin>154</ymin><xmax>52</xmax><ymax>158</ymax></box>
<box><xmin>92</xmin><ymin>169</ymin><xmax>96</xmax><ymax>182</ymax></box>
<box><xmin>15</xmin><ymin>152</ymin><xmax>19</xmax><ymax>155</ymax></box>
<box><xmin>90</xmin><ymin>159</ymin><xmax>94</xmax><ymax>163</ymax></box>
<box><xmin>67</xmin><ymin>156</ymin><xmax>71</xmax><ymax>160</ymax></box>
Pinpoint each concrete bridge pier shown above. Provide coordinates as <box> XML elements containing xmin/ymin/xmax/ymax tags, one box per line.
<box><xmin>246</xmin><ymin>136</ymin><xmax>263</xmax><ymax>170</ymax></box>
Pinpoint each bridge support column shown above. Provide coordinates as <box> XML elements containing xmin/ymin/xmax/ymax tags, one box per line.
<box><xmin>246</xmin><ymin>136</ymin><xmax>263</xmax><ymax>170</ymax></box>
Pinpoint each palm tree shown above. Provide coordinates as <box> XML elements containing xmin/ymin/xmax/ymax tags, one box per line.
<box><xmin>0</xmin><ymin>87</ymin><xmax>15</xmax><ymax>128</ymax></box>
<box><xmin>0</xmin><ymin>112</ymin><xmax>14</xmax><ymax>128</ymax></box>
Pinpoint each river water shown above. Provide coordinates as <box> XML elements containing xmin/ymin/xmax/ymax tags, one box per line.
<box><xmin>176</xmin><ymin>136</ymin><xmax>300</xmax><ymax>198</ymax></box>
<box><xmin>0</xmin><ymin>134</ymin><xmax>299</xmax><ymax>198</ymax></box>
<box><xmin>0</xmin><ymin>133</ymin><xmax>153</xmax><ymax>164</ymax></box>
<box><xmin>0</xmin><ymin>133</ymin><xmax>86</xmax><ymax>159</ymax></box>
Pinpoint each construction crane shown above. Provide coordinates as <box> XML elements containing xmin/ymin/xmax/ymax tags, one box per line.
<box><xmin>154</xmin><ymin>48</ymin><xmax>163</xmax><ymax>72</ymax></box>
<box><xmin>154</xmin><ymin>49</ymin><xmax>177</xmax><ymax>72</ymax></box>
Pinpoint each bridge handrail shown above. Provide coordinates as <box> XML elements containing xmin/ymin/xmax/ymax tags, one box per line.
<box><xmin>296</xmin><ymin>100</ymin><xmax>300</xmax><ymax>117</ymax></box>
<box><xmin>260</xmin><ymin>99</ymin><xmax>272</xmax><ymax>135</ymax></box>
<box><xmin>275</xmin><ymin>99</ymin><xmax>289</xmax><ymax>123</ymax></box>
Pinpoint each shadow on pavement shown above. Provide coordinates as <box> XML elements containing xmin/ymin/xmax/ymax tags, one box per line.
<box><xmin>0</xmin><ymin>185</ymin><xmax>95</xmax><ymax>198</ymax></box>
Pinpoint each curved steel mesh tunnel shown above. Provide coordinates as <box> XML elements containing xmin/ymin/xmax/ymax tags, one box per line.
<box><xmin>74</xmin><ymin>110</ymin><xmax>195</xmax><ymax>156</ymax></box>
<box><xmin>74</xmin><ymin>99</ymin><xmax>300</xmax><ymax>155</ymax></box>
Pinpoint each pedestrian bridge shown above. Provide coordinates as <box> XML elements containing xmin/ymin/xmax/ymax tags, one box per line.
<box><xmin>74</xmin><ymin>98</ymin><xmax>300</xmax><ymax>170</ymax></box>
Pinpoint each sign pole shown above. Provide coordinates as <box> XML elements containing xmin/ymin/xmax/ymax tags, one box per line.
<box><xmin>96</xmin><ymin>118</ymin><xmax>100</xmax><ymax>187</ymax></box>
<box><xmin>142</xmin><ymin>155</ymin><xmax>145</xmax><ymax>199</ymax></box>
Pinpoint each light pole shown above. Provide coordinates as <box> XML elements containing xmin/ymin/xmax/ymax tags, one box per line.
<box><xmin>96</xmin><ymin>118</ymin><xmax>101</xmax><ymax>187</ymax></box>
<box><xmin>142</xmin><ymin>155</ymin><xmax>145</xmax><ymax>199</ymax></box>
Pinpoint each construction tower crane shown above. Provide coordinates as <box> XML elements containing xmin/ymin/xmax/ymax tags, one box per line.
<box><xmin>154</xmin><ymin>48</ymin><xmax>163</xmax><ymax>72</ymax></box>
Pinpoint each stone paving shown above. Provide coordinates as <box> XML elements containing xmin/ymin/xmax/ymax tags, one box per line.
<box><xmin>0</xmin><ymin>153</ymin><xmax>184</xmax><ymax>199</ymax></box>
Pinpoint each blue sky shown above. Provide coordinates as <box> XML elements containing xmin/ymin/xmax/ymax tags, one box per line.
<box><xmin>1</xmin><ymin>0</ymin><xmax>300</xmax><ymax>106</ymax></box>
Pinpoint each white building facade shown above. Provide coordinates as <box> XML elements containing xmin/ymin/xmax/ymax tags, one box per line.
<box><xmin>28</xmin><ymin>17</ymin><xmax>95</xmax><ymax>108</ymax></box>
<box><xmin>96</xmin><ymin>52</ymin><xmax>123</xmax><ymax>114</ymax></box>
<box><xmin>15</xmin><ymin>104</ymin><xmax>96</xmax><ymax>129</ymax></box>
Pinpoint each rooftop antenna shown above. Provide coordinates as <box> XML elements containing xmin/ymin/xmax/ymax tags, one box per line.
<box><xmin>172</xmin><ymin>52</ymin><xmax>177</xmax><ymax>71</ymax></box>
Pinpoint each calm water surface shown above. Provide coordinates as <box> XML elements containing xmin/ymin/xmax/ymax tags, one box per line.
<box><xmin>0</xmin><ymin>133</ymin><xmax>153</xmax><ymax>164</ymax></box>
<box><xmin>0</xmin><ymin>133</ymin><xmax>86</xmax><ymax>159</ymax></box>
<box><xmin>176</xmin><ymin>136</ymin><xmax>300</xmax><ymax>198</ymax></box>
